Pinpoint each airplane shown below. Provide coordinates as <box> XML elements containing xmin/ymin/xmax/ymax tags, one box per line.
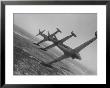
<box><xmin>33</xmin><ymin>28</ymin><xmax>62</xmax><ymax>46</ymax></box>
<box><xmin>36</xmin><ymin>29</ymin><xmax>46</xmax><ymax>36</ymax></box>
<box><xmin>40</xmin><ymin>31</ymin><xmax>77</xmax><ymax>51</ymax></box>
<box><xmin>40</xmin><ymin>32</ymin><xmax>97</xmax><ymax>67</ymax></box>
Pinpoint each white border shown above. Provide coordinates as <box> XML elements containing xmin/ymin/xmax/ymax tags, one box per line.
<box><xmin>5</xmin><ymin>5</ymin><xmax>106</xmax><ymax>84</ymax></box>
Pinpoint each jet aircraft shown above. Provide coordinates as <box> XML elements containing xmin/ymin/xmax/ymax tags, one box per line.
<box><xmin>41</xmin><ymin>32</ymin><xmax>97</xmax><ymax>67</ymax></box>
<box><xmin>40</xmin><ymin>31</ymin><xmax>77</xmax><ymax>50</ymax></box>
<box><xmin>33</xmin><ymin>28</ymin><xmax>62</xmax><ymax>46</ymax></box>
<box><xmin>36</xmin><ymin>29</ymin><xmax>46</xmax><ymax>36</ymax></box>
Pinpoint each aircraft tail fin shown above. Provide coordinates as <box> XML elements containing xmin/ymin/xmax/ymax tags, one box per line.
<box><xmin>56</xmin><ymin>28</ymin><xmax>62</xmax><ymax>33</ymax></box>
<box><xmin>36</xmin><ymin>29</ymin><xmax>45</xmax><ymax>36</ymax></box>
<box><xmin>71</xmin><ymin>31</ymin><xmax>77</xmax><ymax>37</ymax></box>
<box><xmin>41</xmin><ymin>29</ymin><xmax>45</xmax><ymax>34</ymax></box>
<box><xmin>54</xmin><ymin>35</ymin><xmax>58</xmax><ymax>41</ymax></box>
<box><xmin>48</xmin><ymin>31</ymin><xmax>51</xmax><ymax>36</ymax></box>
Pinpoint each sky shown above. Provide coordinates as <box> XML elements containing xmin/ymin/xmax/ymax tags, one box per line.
<box><xmin>14</xmin><ymin>13</ymin><xmax>97</xmax><ymax>73</ymax></box>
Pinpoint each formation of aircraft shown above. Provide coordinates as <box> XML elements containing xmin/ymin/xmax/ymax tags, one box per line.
<box><xmin>40</xmin><ymin>31</ymin><xmax>77</xmax><ymax>51</ymax></box>
<box><xmin>33</xmin><ymin>28</ymin><xmax>97</xmax><ymax>67</ymax></box>
<box><xmin>33</xmin><ymin>28</ymin><xmax>61</xmax><ymax>46</ymax></box>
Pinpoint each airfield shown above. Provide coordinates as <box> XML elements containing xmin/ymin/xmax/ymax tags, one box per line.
<box><xmin>13</xmin><ymin>24</ymin><xmax>96</xmax><ymax>75</ymax></box>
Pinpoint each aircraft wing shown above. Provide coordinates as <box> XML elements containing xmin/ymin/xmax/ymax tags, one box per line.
<box><xmin>41</xmin><ymin>43</ymin><xmax>56</xmax><ymax>50</ymax></box>
<box><xmin>59</xmin><ymin>34</ymin><xmax>73</xmax><ymax>44</ymax></box>
<box><xmin>35</xmin><ymin>38</ymin><xmax>48</xmax><ymax>45</ymax></box>
<box><xmin>73</xmin><ymin>37</ymin><xmax>97</xmax><ymax>53</ymax></box>
<box><xmin>47</xmin><ymin>54</ymin><xmax>69</xmax><ymax>65</ymax></box>
<box><xmin>59</xmin><ymin>37</ymin><xmax>69</xmax><ymax>44</ymax></box>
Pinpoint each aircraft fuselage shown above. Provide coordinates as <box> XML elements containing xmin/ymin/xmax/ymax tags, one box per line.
<box><xmin>57</xmin><ymin>44</ymin><xmax>77</xmax><ymax>59</ymax></box>
<box><xmin>40</xmin><ymin>34</ymin><xmax>55</xmax><ymax>41</ymax></box>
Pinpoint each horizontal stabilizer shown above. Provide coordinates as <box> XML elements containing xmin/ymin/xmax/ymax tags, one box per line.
<box><xmin>36</xmin><ymin>29</ymin><xmax>45</xmax><ymax>36</ymax></box>
<box><xmin>40</xmin><ymin>29</ymin><xmax>45</xmax><ymax>34</ymax></box>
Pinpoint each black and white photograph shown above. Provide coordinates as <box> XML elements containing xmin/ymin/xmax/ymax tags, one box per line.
<box><xmin>2</xmin><ymin>2</ymin><xmax>107</xmax><ymax>85</ymax></box>
<box><xmin>13</xmin><ymin>13</ymin><xmax>97</xmax><ymax>75</ymax></box>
